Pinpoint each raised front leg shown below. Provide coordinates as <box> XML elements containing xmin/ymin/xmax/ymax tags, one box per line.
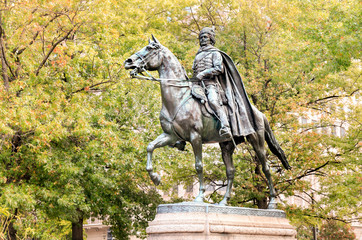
<box><xmin>190</xmin><ymin>131</ymin><xmax>204</xmax><ymax>203</ymax></box>
<box><xmin>147</xmin><ymin>133</ymin><xmax>176</xmax><ymax>186</ymax></box>
<box><xmin>219</xmin><ymin>141</ymin><xmax>236</xmax><ymax>206</ymax></box>
<box><xmin>247</xmin><ymin>131</ymin><xmax>277</xmax><ymax>209</ymax></box>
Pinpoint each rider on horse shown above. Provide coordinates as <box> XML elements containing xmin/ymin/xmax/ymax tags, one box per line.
<box><xmin>193</xmin><ymin>27</ymin><xmax>232</xmax><ymax>138</ymax></box>
<box><xmin>124</xmin><ymin>32</ymin><xmax>291</xmax><ymax>207</ymax></box>
<box><xmin>192</xmin><ymin>27</ymin><xmax>258</xmax><ymax>139</ymax></box>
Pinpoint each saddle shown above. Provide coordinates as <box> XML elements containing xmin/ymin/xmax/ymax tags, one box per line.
<box><xmin>191</xmin><ymin>84</ymin><xmax>215</xmax><ymax>117</ymax></box>
<box><xmin>170</xmin><ymin>85</ymin><xmax>229</xmax><ymax>151</ymax></box>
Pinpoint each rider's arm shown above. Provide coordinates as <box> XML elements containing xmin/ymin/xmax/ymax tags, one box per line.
<box><xmin>196</xmin><ymin>52</ymin><xmax>223</xmax><ymax>80</ymax></box>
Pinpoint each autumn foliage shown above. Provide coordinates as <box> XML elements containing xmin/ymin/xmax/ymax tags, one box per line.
<box><xmin>0</xmin><ymin>0</ymin><xmax>360</xmax><ymax>239</ymax></box>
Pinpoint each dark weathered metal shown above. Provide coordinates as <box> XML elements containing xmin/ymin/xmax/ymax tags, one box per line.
<box><xmin>124</xmin><ymin>32</ymin><xmax>291</xmax><ymax>209</ymax></box>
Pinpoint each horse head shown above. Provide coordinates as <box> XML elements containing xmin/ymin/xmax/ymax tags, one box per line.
<box><xmin>124</xmin><ymin>35</ymin><xmax>163</xmax><ymax>76</ymax></box>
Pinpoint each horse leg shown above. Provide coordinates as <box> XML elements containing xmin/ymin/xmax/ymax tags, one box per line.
<box><xmin>190</xmin><ymin>131</ymin><xmax>204</xmax><ymax>202</ymax></box>
<box><xmin>147</xmin><ymin>133</ymin><xmax>175</xmax><ymax>186</ymax></box>
<box><xmin>218</xmin><ymin>141</ymin><xmax>236</xmax><ymax>206</ymax></box>
<box><xmin>247</xmin><ymin>131</ymin><xmax>277</xmax><ymax>209</ymax></box>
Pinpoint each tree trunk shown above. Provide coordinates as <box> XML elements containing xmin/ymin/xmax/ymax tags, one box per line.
<box><xmin>0</xmin><ymin>11</ymin><xmax>9</xmax><ymax>91</ymax></box>
<box><xmin>72</xmin><ymin>217</ymin><xmax>83</xmax><ymax>240</ymax></box>
<box><xmin>313</xmin><ymin>225</ymin><xmax>318</xmax><ymax>240</ymax></box>
<box><xmin>7</xmin><ymin>209</ymin><xmax>18</xmax><ymax>240</ymax></box>
<box><xmin>7</xmin><ymin>221</ymin><xmax>17</xmax><ymax>240</ymax></box>
<box><xmin>243</xmin><ymin>30</ymin><xmax>249</xmax><ymax>77</ymax></box>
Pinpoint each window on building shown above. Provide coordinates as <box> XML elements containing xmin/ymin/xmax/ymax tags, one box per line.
<box><xmin>301</xmin><ymin>117</ymin><xmax>308</xmax><ymax>131</ymax></box>
<box><xmin>206</xmin><ymin>184</ymin><xmax>215</xmax><ymax>192</ymax></box>
<box><xmin>172</xmin><ymin>185</ymin><xmax>178</xmax><ymax>196</ymax></box>
<box><xmin>340</xmin><ymin>127</ymin><xmax>346</xmax><ymax>137</ymax></box>
<box><xmin>331</xmin><ymin>126</ymin><xmax>337</xmax><ymax>136</ymax></box>
<box><xmin>322</xmin><ymin>126</ymin><xmax>328</xmax><ymax>134</ymax></box>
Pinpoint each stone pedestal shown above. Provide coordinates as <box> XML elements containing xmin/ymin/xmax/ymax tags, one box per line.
<box><xmin>147</xmin><ymin>202</ymin><xmax>296</xmax><ymax>240</ymax></box>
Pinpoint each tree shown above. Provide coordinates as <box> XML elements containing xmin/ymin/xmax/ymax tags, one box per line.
<box><xmin>0</xmin><ymin>0</ymin><xmax>360</xmax><ymax>239</ymax></box>
<box><xmin>319</xmin><ymin>220</ymin><xmax>356</xmax><ymax>240</ymax></box>
<box><xmin>149</xmin><ymin>0</ymin><xmax>361</xmax><ymax>234</ymax></box>
<box><xmin>0</xmin><ymin>0</ymin><xmax>167</xmax><ymax>239</ymax></box>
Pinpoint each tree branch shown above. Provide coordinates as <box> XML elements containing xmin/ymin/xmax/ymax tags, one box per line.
<box><xmin>299</xmin><ymin>123</ymin><xmax>341</xmax><ymax>134</ymax></box>
<box><xmin>307</xmin><ymin>89</ymin><xmax>360</xmax><ymax>105</ymax></box>
<box><xmin>303</xmin><ymin>105</ymin><xmax>332</xmax><ymax>115</ymax></box>
<box><xmin>301</xmin><ymin>213</ymin><xmax>361</xmax><ymax>224</ymax></box>
<box><xmin>35</xmin><ymin>24</ymin><xmax>78</xmax><ymax>76</ymax></box>
<box><xmin>203</xmin><ymin>1</ymin><xmax>217</xmax><ymax>25</ymax></box>
<box><xmin>15</xmin><ymin>13</ymin><xmax>61</xmax><ymax>57</ymax></box>
<box><xmin>70</xmin><ymin>80</ymin><xmax>115</xmax><ymax>95</ymax></box>
<box><xmin>146</xmin><ymin>10</ymin><xmax>168</xmax><ymax>20</ymax></box>
<box><xmin>0</xmin><ymin>12</ymin><xmax>10</xmax><ymax>90</ymax></box>
<box><xmin>278</xmin><ymin>161</ymin><xmax>331</xmax><ymax>194</ymax></box>
<box><xmin>189</xmin><ymin>7</ymin><xmax>201</xmax><ymax>32</ymax></box>
<box><xmin>0</xmin><ymin>36</ymin><xmax>15</xmax><ymax>79</ymax></box>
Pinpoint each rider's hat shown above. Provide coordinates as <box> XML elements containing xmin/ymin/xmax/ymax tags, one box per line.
<box><xmin>199</xmin><ymin>27</ymin><xmax>216</xmax><ymax>45</ymax></box>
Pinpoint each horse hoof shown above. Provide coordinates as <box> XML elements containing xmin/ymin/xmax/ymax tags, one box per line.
<box><xmin>218</xmin><ymin>200</ymin><xmax>228</xmax><ymax>206</ymax></box>
<box><xmin>194</xmin><ymin>196</ymin><xmax>204</xmax><ymax>203</ymax></box>
<box><xmin>267</xmin><ymin>199</ymin><xmax>277</xmax><ymax>209</ymax></box>
<box><xmin>150</xmin><ymin>173</ymin><xmax>161</xmax><ymax>186</ymax></box>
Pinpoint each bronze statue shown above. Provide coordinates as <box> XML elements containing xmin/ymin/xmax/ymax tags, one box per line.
<box><xmin>124</xmin><ymin>31</ymin><xmax>291</xmax><ymax>209</ymax></box>
<box><xmin>192</xmin><ymin>27</ymin><xmax>231</xmax><ymax>138</ymax></box>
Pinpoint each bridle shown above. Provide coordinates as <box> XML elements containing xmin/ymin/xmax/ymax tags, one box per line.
<box><xmin>129</xmin><ymin>43</ymin><xmax>194</xmax><ymax>87</ymax></box>
<box><xmin>130</xmin><ymin>43</ymin><xmax>162</xmax><ymax>79</ymax></box>
<box><xmin>134</xmin><ymin>45</ymin><xmax>161</xmax><ymax>70</ymax></box>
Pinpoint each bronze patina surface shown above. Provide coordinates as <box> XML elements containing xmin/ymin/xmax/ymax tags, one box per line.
<box><xmin>124</xmin><ymin>31</ymin><xmax>291</xmax><ymax>209</ymax></box>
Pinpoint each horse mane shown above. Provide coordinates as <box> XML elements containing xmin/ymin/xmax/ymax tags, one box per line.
<box><xmin>159</xmin><ymin>44</ymin><xmax>187</xmax><ymax>77</ymax></box>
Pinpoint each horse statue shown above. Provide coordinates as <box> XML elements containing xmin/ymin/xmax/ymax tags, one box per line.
<box><xmin>124</xmin><ymin>36</ymin><xmax>291</xmax><ymax>209</ymax></box>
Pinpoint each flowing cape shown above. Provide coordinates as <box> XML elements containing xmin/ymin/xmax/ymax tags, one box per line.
<box><xmin>202</xmin><ymin>47</ymin><xmax>258</xmax><ymax>136</ymax></box>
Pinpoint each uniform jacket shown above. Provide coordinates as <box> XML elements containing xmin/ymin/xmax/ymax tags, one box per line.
<box><xmin>195</xmin><ymin>45</ymin><xmax>258</xmax><ymax>136</ymax></box>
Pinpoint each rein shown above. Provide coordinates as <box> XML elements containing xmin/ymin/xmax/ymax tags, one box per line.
<box><xmin>130</xmin><ymin>69</ymin><xmax>195</xmax><ymax>141</ymax></box>
<box><xmin>131</xmin><ymin>68</ymin><xmax>197</xmax><ymax>87</ymax></box>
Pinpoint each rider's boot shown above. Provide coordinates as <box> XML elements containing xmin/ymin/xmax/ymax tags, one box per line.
<box><xmin>217</xmin><ymin>109</ymin><xmax>232</xmax><ymax>138</ymax></box>
<box><xmin>207</xmin><ymin>86</ymin><xmax>232</xmax><ymax>138</ymax></box>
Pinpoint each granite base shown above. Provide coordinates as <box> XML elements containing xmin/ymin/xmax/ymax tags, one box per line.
<box><xmin>147</xmin><ymin>202</ymin><xmax>296</xmax><ymax>240</ymax></box>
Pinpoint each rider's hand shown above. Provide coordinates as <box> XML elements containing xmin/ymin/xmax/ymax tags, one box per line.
<box><xmin>196</xmin><ymin>73</ymin><xmax>203</xmax><ymax>81</ymax></box>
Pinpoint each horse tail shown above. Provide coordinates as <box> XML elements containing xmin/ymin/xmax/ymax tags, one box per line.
<box><xmin>263</xmin><ymin>115</ymin><xmax>291</xmax><ymax>170</ymax></box>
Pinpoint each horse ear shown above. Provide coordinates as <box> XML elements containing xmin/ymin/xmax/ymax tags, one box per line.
<box><xmin>148</xmin><ymin>38</ymin><xmax>151</xmax><ymax>44</ymax></box>
<box><xmin>151</xmin><ymin>34</ymin><xmax>159</xmax><ymax>44</ymax></box>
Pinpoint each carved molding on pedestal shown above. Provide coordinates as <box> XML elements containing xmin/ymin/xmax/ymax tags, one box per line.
<box><xmin>157</xmin><ymin>202</ymin><xmax>286</xmax><ymax>218</ymax></box>
<box><xmin>147</xmin><ymin>202</ymin><xmax>297</xmax><ymax>240</ymax></box>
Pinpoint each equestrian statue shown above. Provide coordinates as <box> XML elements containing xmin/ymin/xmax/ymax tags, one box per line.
<box><xmin>124</xmin><ymin>28</ymin><xmax>291</xmax><ymax>209</ymax></box>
